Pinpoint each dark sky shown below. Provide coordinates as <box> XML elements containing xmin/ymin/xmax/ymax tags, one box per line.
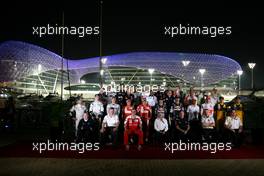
<box><xmin>0</xmin><ymin>1</ymin><xmax>263</xmax><ymax>89</ymax></box>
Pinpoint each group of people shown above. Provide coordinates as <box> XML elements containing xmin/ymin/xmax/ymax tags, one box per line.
<box><xmin>69</xmin><ymin>87</ymin><xmax>244</xmax><ymax>150</ymax></box>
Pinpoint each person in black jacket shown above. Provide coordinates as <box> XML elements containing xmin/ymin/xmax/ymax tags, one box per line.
<box><xmin>77</xmin><ymin>112</ymin><xmax>96</xmax><ymax>143</ymax></box>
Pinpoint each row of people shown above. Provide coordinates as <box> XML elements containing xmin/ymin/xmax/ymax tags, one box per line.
<box><xmin>76</xmin><ymin>105</ymin><xmax>243</xmax><ymax>150</ymax></box>
<box><xmin>70</xmin><ymin>89</ymin><xmax>244</xmax><ymax>149</ymax></box>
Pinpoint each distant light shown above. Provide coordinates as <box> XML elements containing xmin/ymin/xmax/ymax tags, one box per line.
<box><xmin>163</xmin><ymin>79</ymin><xmax>166</xmax><ymax>82</ymax></box>
<box><xmin>111</xmin><ymin>81</ymin><xmax>115</xmax><ymax>85</ymax></box>
<box><xmin>248</xmin><ymin>63</ymin><xmax>256</xmax><ymax>69</ymax></box>
<box><xmin>121</xmin><ymin>77</ymin><xmax>126</xmax><ymax>81</ymax></box>
<box><xmin>100</xmin><ymin>69</ymin><xmax>104</xmax><ymax>75</ymax></box>
<box><xmin>199</xmin><ymin>69</ymin><xmax>206</xmax><ymax>75</ymax></box>
<box><xmin>80</xmin><ymin>80</ymin><xmax>86</xmax><ymax>84</ymax></box>
<box><xmin>237</xmin><ymin>70</ymin><xmax>243</xmax><ymax>75</ymax></box>
<box><xmin>182</xmin><ymin>60</ymin><xmax>190</xmax><ymax>67</ymax></box>
<box><xmin>101</xmin><ymin>57</ymin><xmax>107</xmax><ymax>64</ymax></box>
<box><xmin>151</xmin><ymin>78</ymin><xmax>155</xmax><ymax>81</ymax></box>
<box><xmin>163</xmin><ymin>82</ymin><xmax>166</xmax><ymax>85</ymax></box>
<box><xmin>148</xmin><ymin>68</ymin><xmax>155</xmax><ymax>74</ymax></box>
<box><xmin>38</xmin><ymin>64</ymin><xmax>42</xmax><ymax>72</ymax></box>
<box><xmin>138</xmin><ymin>82</ymin><xmax>141</xmax><ymax>85</ymax></box>
<box><xmin>176</xmin><ymin>79</ymin><xmax>180</xmax><ymax>83</ymax></box>
<box><xmin>193</xmin><ymin>76</ymin><xmax>196</xmax><ymax>80</ymax></box>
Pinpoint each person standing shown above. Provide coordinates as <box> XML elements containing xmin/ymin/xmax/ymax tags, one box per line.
<box><xmin>70</xmin><ymin>99</ymin><xmax>87</xmax><ymax>136</ymax></box>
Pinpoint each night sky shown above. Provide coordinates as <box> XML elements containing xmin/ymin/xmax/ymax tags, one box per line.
<box><xmin>0</xmin><ymin>2</ymin><xmax>263</xmax><ymax>89</ymax></box>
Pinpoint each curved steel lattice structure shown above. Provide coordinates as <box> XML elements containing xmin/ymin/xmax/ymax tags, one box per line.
<box><xmin>0</xmin><ymin>41</ymin><xmax>241</xmax><ymax>87</ymax></box>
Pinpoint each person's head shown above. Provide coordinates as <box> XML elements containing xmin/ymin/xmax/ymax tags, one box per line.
<box><xmin>126</xmin><ymin>99</ymin><xmax>131</xmax><ymax>106</ymax></box>
<box><xmin>204</xmin><ymin>109</ymin><xmax>210</xmax><ymax>117</ymax></box>
<box><xmin>95</xmin><ymin>94</ymin><xmax>100</xmax><ymax>101</ymax></box>
<box><xmin>157</xmin><ymin>112</ymin><xmax>165</xmax><ymax>119</ymax></box>
<box><xmin>131</xmin><ymin>108</ymin><xmax>137</xmax><ymax>117</ymax></box>
<box><xmin>190</xmin><ymin>87</ymin><xmax>194</xmax><ymax>95</ymax></box>
<box><xmin>99</xmin><ymin>88</ymin><xmax>104</xmax><ymax>94</ymax></box>
<box><xmin>204</xmin><ymin>96</ymin><xmax>210</xmax><ymax>103</ymax></box>
<box><xmin>179</xmin><ymin>110</ymin><xmax>185</xmax><ymax>119</ymax></box>
<box><xmin>111</xmin><ymin>96</ymin><xmax>117</xmax><ymax>104</ymax></box>
<box><xmin>159</xmin><ymin>99</ymin><xmax>164</xmax><ymax>106</ymax></box>
<box><xmin>83</xmin><ymin>112</ymin><xmax>89</xmax><ymax>120</ymax></box>
<box><xmin>167</xmin><ymin>90</ymin><xmax>172</xmax><ymax>97</ymax></box>
<box><xmin>142</xmin><ymin>99</ymin><xmax>147</xmax><ymax>105</ymax></box>
<box><xmin>231</xmin><ymin>110</ymin><xmax>236</xmax><ymax>117</ymax></box>
<box><xmin>219</xmin><ymin>96</ymin><xmax>224</xmax><ymax>103</ymax></box>
<box><xmin>235</xmin><ymin>96</ymin><xmax>241</xmax><ymax>104</ymax></box>
<box><xmin>212</xmin><ymin>88</ymin><xmax>217</xmax><ymax>94</ymax></box>
<box><xmin>192</xmin><ymin>99</ymin><xmax>197</xmax><ymax>105</ymax></box>
<box><xmin>76</xmin><ymin>99</ymin><xmax>82</xmax><ymax>105</ymax></box>
<box><xmin>109</xmin><ymin>107</ymin><xmax>115</xmax><ymax>115</ymax></box>
<box><xmin>158</xmin><ymin>107</ymin><xmax>164</xmax><ymax>113</ymax></box>
<box><xmin>175</xmin><ymin>97</ymin><xmax>180</xmax><ymax>103</ymax></box>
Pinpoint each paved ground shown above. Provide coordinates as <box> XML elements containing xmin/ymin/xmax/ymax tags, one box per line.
<box><xmin>0</xmin><ymin>158</ymin><xmax>263</xmax><ymax>176</ymax></box>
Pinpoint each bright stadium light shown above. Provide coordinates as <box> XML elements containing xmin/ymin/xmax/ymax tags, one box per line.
<box><xmin>148</xmin><ymin>68</ymin><xmax>155</xmax><ymax>74</ymax></box>
<box><xmin>80</xmin><ymin>80</ymin><xmax>86</xmax><ymax>84</ymax></box>
<box><xmin>101</xmin><ymin>57</ymin><xmax>107</xmax><ymax>64</ymax></box>
<box><xmin>182</xmin><ymin>60</ymin><xmax>190</xmax><ymax>67</ymax></box>
<box><xmin>237</xmin><ymin>70</ymin><xmax>243</xmax><ymax>76</ymax></box>
<box><xmin>237</xmin><ymin>70</ymin><xmax>243</xmax><ymax>93</ymax></box>
<box><xmin>148</xmin><ymin>68</ymin><xmax>155</xmax><ymax>85</ymax></box>
<box><xmin>248</xmin><ymin>63</ymin><xmax>256</xmax><ymax>69</ymax></box>
<box><xmin>100</xmin><ymin>69</ymin><xmax>104</xmax><ymax>76</ymax></box>
<box><xmin>248</xmin><ymin>62</ymin><xmax>256</xmax><ymax>89</ymax></box>
<box><xmin>199</xmin><ymin>69</ymin><xmax>206</xmax><ymax>90</ymax></box>
<box><xmin>38</xmin><ymin>64</ymin><xmax>42</xmax><ymax>72</ymax></box>
<box><xmin>199</xmin><ymin>69</ymin><xmax>206</xmax><ymax>75</ymax></box>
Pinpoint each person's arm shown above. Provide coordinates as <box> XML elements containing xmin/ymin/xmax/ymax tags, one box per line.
<box><xmin>164</xmin><ymin>119</ymin><xmax>169</xmax><ymax>132</ymax></box>
<box><xmin>175</xmin><ymin>120</ymin><xmax>185</xmax><ymax>133</ymax></box>
<box><xmin>117</xmin><ymin>104</ymin><xmax>121</xmax><ymax>116</ymax></box>
<box><xmin>113</xmin><ymin>116</ymin><xmax>119</xmax><ymax>132</ymax></box>
<box><xmin>100</xmin><ymin>116</ymin><xmax>106</xmax><ymax>133</ymax></box>
<box><xmin>154</xmin><ymin>119</ymin><xmax>159</xmax><ymax>132</ymax></box>
<box><xmin>200</xmin><ymin>105</ymin><xmax>204</xmax><ymax>116</ymax></box>
<box><xmin>239</xmin><ymin>119</ymin><xmax>243</xmax><ymax>133</ymax></box>
<box><xmin>77</xmin><ymin>119</ymin><xmax>83</xmax><ymax>131</ymax></box>
<box><xmin>139</xmin><ymin>118</ymin><xmax>143</xmax><ymax>130</ymax></box>
<box><xmin>176</xmin><ymin>124</ymin><xmax>185</xmax><ymax>133</ymax></box>
<box><xmin>137</xmin><ymin>105</ymin><xmax>140</xmax><ymax>113</ymax></box>
<box><xmin>209</xmin><ymin>117</ymin><xmax>215</xmax><ymax>127</ymax></box>
<box><xmin>185</xmin><ymin>124</ymin><xmax>190</xmax><ymax>134</ymax></box>
<box><xmin>100</xmin><ymin>103</ymin><xmax>104</xmax><ymax>115</ymax></box>
<box><xmin>201</xmin><ymin>117</ymin><xmax>208</xmax><ymax>128</ymax></box>
<box><xmin>69</xmin><ymin>106</ymin><xmax>76</xmax><ymax>120</ymax></box>
<box><xmin>124</xmin><ymin>117</ymin><xmax>128</xmax><ymax>131</ymax></box>
<box><xmin>106</xmin><ymin>104</ymin><xmax>110</xmax><ymax>114</ymax></box>
<box><xmin>70</xmin><ymin>105</ymin><xmax>75</xmax><ymax>112</ymax></box>
<box><xmin>89</xmin><ymin>102</ymin><xmax>93</xmax><ymax>113</ymax></box>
